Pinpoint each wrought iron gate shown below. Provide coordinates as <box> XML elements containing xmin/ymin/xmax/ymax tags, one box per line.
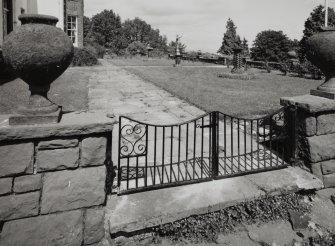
<box><xmin>118</xmin><ymin>107</ymin><xmax>296</xmax><ymax>194</ymax></box>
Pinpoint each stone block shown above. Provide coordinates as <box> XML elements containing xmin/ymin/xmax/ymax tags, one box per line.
<box><xmin>37</xmin><ymin>148</ymin><xmax>79</xmax><ymax>172</ymax></box>
<box><xmin>324</xmin><ymin>173</ymin><xmax>335</xmax><ymax>188</ymax></box>
<box><xmin>0</xmin><ymin>192</ymin><xmax>39</xmax><ymax>221</ymax></box>
<box><xmin>317</xmin><ymin>113</ymin><xmax>335</xmax><ymax>135</ymax></box>
<box><xmin>81</xmin><ymin>137</ymin><xmax>107</xmax><ymax>167</ymax></box>
<box><xmin>0</xmin><ymin>210</ymin><xmax>83</xmax><ymax>246</ymax></box>
<box><xmin>41</xmin><ymin>166</ymin><xmax>106</xmax><ymax>214</ymax></box>
<box><xmin>38</xmin><ymin>139</ymin><xmax>79</xmax><ymax>150</ymax></box>
<box><xmin>84</xmin><ymin>207</ymin><xmax>105</xmax><ymax>245</ymax></box>
<box><xmin>321</xmin><ymin>160</ymin><xmax>335</xmax><ymax>175</ymax></box>
<box><xmin>306</xmin><ymin>134</ymin><xmax>335</xmax><ymax>163</ymax></box>
<box><xmin>0</xmin><ymin>178</ymin><xmax>12</xmax><ymax>195</ymax></box>
<box><xmin>311</xmin><ymin>163</ymin><xmax>324</xmax><ymax>182</ymax></box>
<box><xmin>14</xmin><ymin>174</ymin><xmax>42</xmax><ymax>194</ymax></box>
<box><xmin>297</xmin><ymin>110</ymin><xmax>316</xmax><ymax>137</ymax></box>
<box><xmin>0</xmin><ymin>142</ymin><xmax>34</xmax><ymax>177</ymax></box>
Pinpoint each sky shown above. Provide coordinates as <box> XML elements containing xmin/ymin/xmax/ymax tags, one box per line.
<box><xmin>85</xmin><ymin>0</ymin><xmax>331</xmax><ymax>53</ymax></box>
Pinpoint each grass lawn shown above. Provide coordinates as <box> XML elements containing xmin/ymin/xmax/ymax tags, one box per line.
<box><xmin>110</xmin><ymin>57</ymin><xmax>217</xmax><ymax>67</ymax></box>
<box><xmin>124</xmin><ymin>65</ymin><xmax>321</xmax><ymax>118</ymax></box>
<box><xmin>0</xmin><ymin>67</ymin><xmax>90</xmax><ymax>114</ymax></box>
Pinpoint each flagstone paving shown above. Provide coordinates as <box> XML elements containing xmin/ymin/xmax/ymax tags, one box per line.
<box><xmin>87</xmin><ymin>60</ymin><xmax>327</xmax><ymax>245</ymax></box>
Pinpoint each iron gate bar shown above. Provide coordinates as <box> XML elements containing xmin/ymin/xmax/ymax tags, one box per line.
<box><xmin>117</xmin><ymin>106</ymin><xmax>296</xmax><ymax>195</ymax></box>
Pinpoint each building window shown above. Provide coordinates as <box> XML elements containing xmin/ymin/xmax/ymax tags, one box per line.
<box><xmin>3</xmin><ymin>0</ymin><xmax>13</xmax><ymax>36</ymax></box>
<box><xmin>67</xmin><ymin>15</ymin><xmax>77</xmax><ymax>46</ymax></box>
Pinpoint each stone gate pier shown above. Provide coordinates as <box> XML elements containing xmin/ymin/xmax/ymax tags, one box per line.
<box><xmin>281</xmin><ymin>95</ymin><xmax>335</xmax><ymax>188</ymax></box>
<box><xmin>0</xmin><ymin>112</ymin><xmax>116</xmax><ymax>246</ymax></box>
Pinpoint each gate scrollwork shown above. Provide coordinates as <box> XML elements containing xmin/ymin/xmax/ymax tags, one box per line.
<box><xmin>119</xmin><ymin>121</ymin><xmax>147</xmax><ymax>157</ymax></box>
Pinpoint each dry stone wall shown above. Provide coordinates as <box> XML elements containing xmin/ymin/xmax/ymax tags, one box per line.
<box><xmin>0</xmin><ymin>112</ymin><xmax>115</xmax><ymax>246</ymax></box>
<box><xmin>281</xmin><ymin>95</ymin><xmax>335</xmax><ymax>188</ymax></box>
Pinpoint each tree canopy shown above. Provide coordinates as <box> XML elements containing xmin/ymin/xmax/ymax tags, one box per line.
<box><xmin>299</xmin><ymin>5</ymin><xmax>335</xmax><ymax>60</ymax></box>
<box><xmin>218</xmin><ymin>18</ymin><xmax>242</xmax><ymax>55</ymax></box>
<box><xmin>250</xmin><ymin>30</ymin><xmax>294</xmax><ymax>62</ymax></box>
<box><xmin>83</xmin><ymin>10</ymin><xmax>168</xmax><ymax>55</ymax></box>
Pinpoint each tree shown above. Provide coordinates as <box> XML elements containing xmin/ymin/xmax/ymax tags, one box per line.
<box><xmin>126</xmin><ymin>41</ymin><xmax>147</xmax><ymax>55</ymax></box>
<box><xmin>250</xmin><ymin>30</ymin><xmax>294</xmax><ymax>62</ymax></box>
<box><xmin>300</xmin><ymin>5</ymin><xmax>335</xmax><ymax>60</ymax></box>
<box><xmin>122</xmin><ymin>17</ymin><xmax>168</xmax><ymax>52</ymax></box>
<box><xmin>91</xmin><ymin>10</ymin><xmax>126</xmax><ymax>53</ymax></box>
<box><xmin>83</xmin><ymin>16</ymin><xmax>92</xmax><ymax>40</ymax></box>
<box><xmin>241</xmin><ymin>38</ymin><xmax>249</xmax><ymax>57</ymax></box>
<box><xmin>168</xmin><ymin>41</ymin><xmax>186</xmax><ymax>54</ymax></box>
<box><xmin>218</xmin><ymin>18</ymin><xmax>242</xmax><ymax>55</ymax></box>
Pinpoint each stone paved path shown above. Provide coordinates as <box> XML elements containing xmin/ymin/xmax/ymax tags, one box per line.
<box><xmin>88</xmin><ymin>60</ymin><xmax>282</xmax><ymax>193</ymax></box>
<box><xmin>88</xmin><ymin>60</ymin><xmax>207</xmax><ymax>168</ymax></box>
<box><xmin>87</xmin><ymin>60</ymin><xmax>327</xmax><ymax>246</ymax></box>
<box><xmin>88</xmin><ymin>60</ymin><xmax>205</xmax><ymax>120</ymax></box>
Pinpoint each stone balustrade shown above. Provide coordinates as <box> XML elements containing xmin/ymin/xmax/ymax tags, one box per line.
<box><xmin>281</xmin><ymin>95</ymin><xmax>335</xmax><ymax>188</ymax></box>
<box><xmin>0</xmin><ymin>112</ymin><xmax>116</xmax><ymax>246</ymax></box>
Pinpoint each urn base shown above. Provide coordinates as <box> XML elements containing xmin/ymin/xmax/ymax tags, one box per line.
<box><xmin>310</xmin><ymin>90</ymin><xmax>335</xmax><ymax>100</ymax></box>
<box><xmin>9</xmin><ymin>107</ymin><xmax>62</xmax><ymax>125</ymax></box>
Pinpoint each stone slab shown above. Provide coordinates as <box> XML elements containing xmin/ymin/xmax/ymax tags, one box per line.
<box><xmin>289</xmin><ymin>210</ymin><xmax>311</xmax><ymax>230</ymax></box>
<box><xmin>307</xmin><ymin>133</ymin><xmax>335</xmax><ymax>163</ymax></box>
<box><xmin>37</xmin><ymin>148</ymin><xmax>79</xmax><ymax>172</ymax></box>
<box><xmin>0</xmin><ymin>177</ymin><xmax>13</xmax><ymax>195</ymax></box>
<box><xmin>247</xmin><ymin>221</ymin><xmax>299</xmax><ymax>245</ymax></box>
<box><xmin>107</xmin><ymin>167</ymin><xmax>321</xmax><ymax>235</ymax></box>
<box><xmin>281</xmin><ymin>94</ymin><xmax>335</xmax><ymax>113</ymax></box>
<box><xmin>0</xmin><ymin>210</ymin><xmax>83</xmax><ymax>246</ymax></box>
<box><xmin>0</xmin><ymin>112</ymin><xmax>116</xmax><ymax>141</ymax></box>
<box><xmin>245</xmin><ymin>167</ymin><xmax>324</xmax><ymax>194</ymax></box>
<box><xmin>84</xmin><ymin>207</ymin><xmax>105</xmax><ymax>245</ymax></box>
<box><xmin>0</xmin><ymin>142</ymin><xmax>34</xmax><ymax>177</ymax></box>
<box><xmin>41</xmin><ymin>166</ymin><xmax>106</xmax><ymax>214</ymax></box>
<box><xmin>216</xmin><ymin>229</ymin><xmax>260</xmax><ymax>246</ymax></box>
<box><xmin>311</xmin><ymin>89</ymin><xmax>335</xmax><ymax>100</ymax></box>
<box><xmin>9</xmin><ymin>108</ymin><xmax>62</xmax><ymax>126</ymax></box>
<box><xmin>0</xmin><ymin>192</ymin><xmax>40</xmax><ymax>221</ymax></box>
<box><xmin>14</xmin><ymin>174</ymin><xmax>42</xmax><ymax>194</ymax></box>
<box><xmin>311</xmin><ymin>190</ymin><xmax>335</xmax><ymax>232</ymax></box>
<box><xmin>81</xmin><ymin>137</ymin><xmax>107</xmax><ymax>167</ymax></box>
<box><xmin>38</xmin><ymin>139</ymin><xmax>79</xmax><ymax>150</ymax></box>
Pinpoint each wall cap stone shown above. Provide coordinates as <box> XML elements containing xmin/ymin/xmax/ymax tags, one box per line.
<box><xmin>0</xmin><ymin>112</ymin><xmax>116</xmax><ymax>141</ymax></box>
<box><xmin>281</xmin><ymin>95</ymin><xmax>335</xmax><ymax>114</ymax></box>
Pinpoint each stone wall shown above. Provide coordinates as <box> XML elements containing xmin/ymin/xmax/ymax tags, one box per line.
<box><xmin>0</xmin><ymin>112</ymin><xmax>116</xmax><ymax>246</ymax></box>
<box><xmin>281</xmin><ymin>95</ymin><xmax>335</xmax><ymax>188</ymax></box>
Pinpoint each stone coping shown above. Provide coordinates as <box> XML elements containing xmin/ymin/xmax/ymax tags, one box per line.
<box><xmin>0</xmin><ymin>111</ymin><xmax>117</xmax><ymax>141</ymax></box>
<box><xmin>280</xmin><ymin>94</ymin><xmax>335</xmax><ymax>114</ymax></box>
<box><xmin>107</xmin><ymin>167</ymin><xmax>323</xmax><ymax>235</ymax></box>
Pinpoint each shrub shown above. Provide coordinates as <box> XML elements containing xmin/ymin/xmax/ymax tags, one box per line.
<box><xmin>126</xmin><ymin>41</ymin><xmax>147</xmax><ymax>56</ymax></box>
<box><xmin>72</xmin><ymin>47</ymin><xmax>98</xmax><ymax>67</ymax></box>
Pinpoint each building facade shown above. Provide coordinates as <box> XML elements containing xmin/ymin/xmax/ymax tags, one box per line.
<box><xmin>1</xmin><ymin>0</ymin><xmax>83</xmax><ymax>47</ymax></box>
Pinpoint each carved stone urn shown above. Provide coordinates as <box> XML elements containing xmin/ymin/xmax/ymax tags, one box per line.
<box><xmin>306</xmin><ymin>27</ymin><xmax>335</xmax><ymax>99</ymax></box>
<box><xmin>2</xmin><ymin>14</ymin><xmax>74</xmax><ymax>125</ymax></box>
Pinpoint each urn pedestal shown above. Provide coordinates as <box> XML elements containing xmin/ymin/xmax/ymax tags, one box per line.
<box><xmin>306</xmin><ymin>27</ymin><xmax>335</xmax><ymax>100</ymax></box>
<box><xmin>2</xmin><ymin>14</ymin><xmax>74</xmax><ymax>125</ymax></box>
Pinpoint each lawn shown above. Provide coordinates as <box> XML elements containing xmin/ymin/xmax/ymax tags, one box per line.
<box><xmin>123</xmin><ymin>65</ymin><xmax>320</xmax><ymax>118</ymax></box>
<box><xmin>109</xmin><ymin>57</ymin><xmax>218</xmax><ymax>67</ymax></box>
<box><xmin>0</xmin><ymin>67</ymin><xmax>90</xmax><ymax>114</ymax></box>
